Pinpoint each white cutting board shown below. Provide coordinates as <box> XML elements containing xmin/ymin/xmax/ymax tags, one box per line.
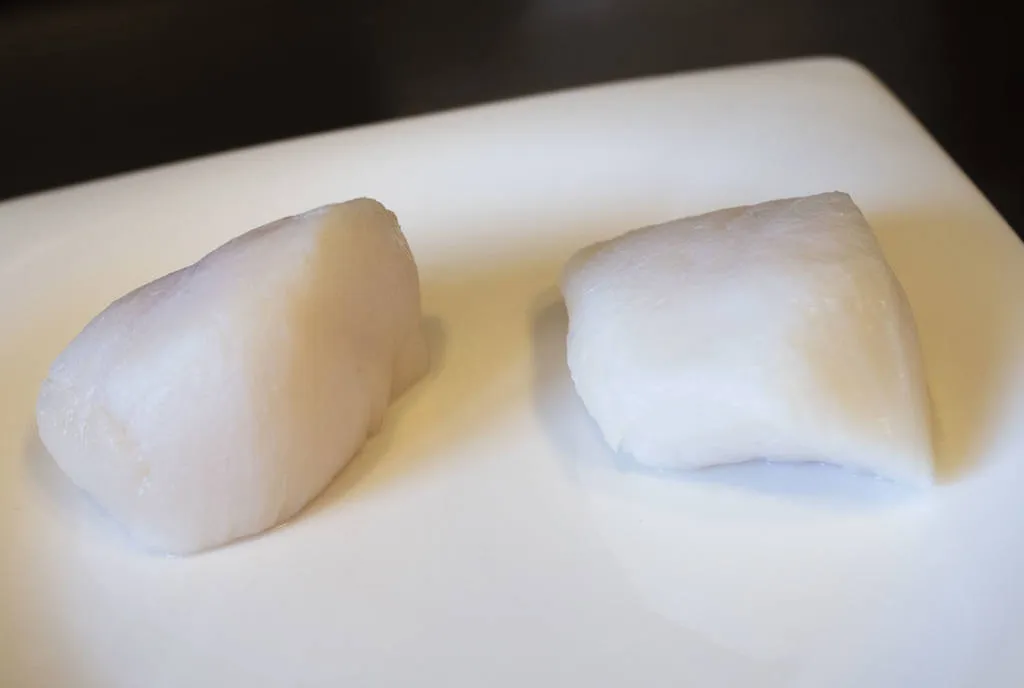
<box><xmin>2</xmin><ymin>57</ymin><xmax>1024</xmax><ymax>688</ymax></box>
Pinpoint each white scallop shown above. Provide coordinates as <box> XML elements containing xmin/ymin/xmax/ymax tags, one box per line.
<box><xmin>561</xmin><ymin>192</ymin><xmax>933</xmax><ymax>486</ymax></box>
<box><xmin>36</xmin><ymin>198</ymin><xmax>428</xmax><ymax>553</ymax></box>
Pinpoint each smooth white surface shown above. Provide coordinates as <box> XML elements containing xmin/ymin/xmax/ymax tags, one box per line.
<box><xmin>35</xmin><ymin>199</ymin><xmax>428</xmax><ymax>554</ymax></box>
<box><xmin>562</xmin><ymin>192</ymin><xmax>933</xmax><ymax>485</ymax></box>
<box><xmin>2</xmin><ymin>57</ymin><xmax>1023</xmax><ymax>687</ymax></box>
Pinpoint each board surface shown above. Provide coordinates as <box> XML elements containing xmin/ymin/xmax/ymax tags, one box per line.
<box><xmin>2</xmin><ymin>57</ymin><xmax>1024</xmax><ymax>687</ymax></box>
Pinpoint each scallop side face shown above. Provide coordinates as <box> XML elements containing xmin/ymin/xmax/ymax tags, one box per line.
<box><xmin>36</xmin><ymin>199</ymin><xmax>428</xmax><ymax>554</ymax></box>
<box><xmin>561</xmin><ymin>192</ymin><xmax>933</xmax><ymax>486</ymax></box>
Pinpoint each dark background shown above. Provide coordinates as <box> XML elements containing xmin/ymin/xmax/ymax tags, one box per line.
<box><xmin>1</xmin><ymin>0</ymin><xmax>1020</xmax><ymax>227</ymax></box>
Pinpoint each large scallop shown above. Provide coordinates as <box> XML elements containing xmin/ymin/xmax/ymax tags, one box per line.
<box><xmin>36</xmin><ymin>198</ymin><xmax>428</xmax><ymax>553</ymax></box>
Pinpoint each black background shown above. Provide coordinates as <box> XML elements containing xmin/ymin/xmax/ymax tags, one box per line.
<box><xmin>1</xmin><ymin>0</ymin><xmax>1020</xmax><ymax>228</ymax></box>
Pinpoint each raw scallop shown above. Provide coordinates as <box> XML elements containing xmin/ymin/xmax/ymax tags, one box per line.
<box><xmin>36</xmin><ymin>199</ymin><xmax>428</xmax><ymax>553</ymax></box>
<box><xmin>561</xmin><ymin>192</ymin><xmax>933</xmax><ymax>485</ymax></box>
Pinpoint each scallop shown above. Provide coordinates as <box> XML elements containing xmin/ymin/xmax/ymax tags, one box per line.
<box><xmin>561</xmin><ymin>192</ymin><xmax>933</xmax><ymax>485</ymax></box>
<box><xmin>36</xmin><ymin>198</ymin><xmax>428</xmax><ymax>553</ymax></box>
